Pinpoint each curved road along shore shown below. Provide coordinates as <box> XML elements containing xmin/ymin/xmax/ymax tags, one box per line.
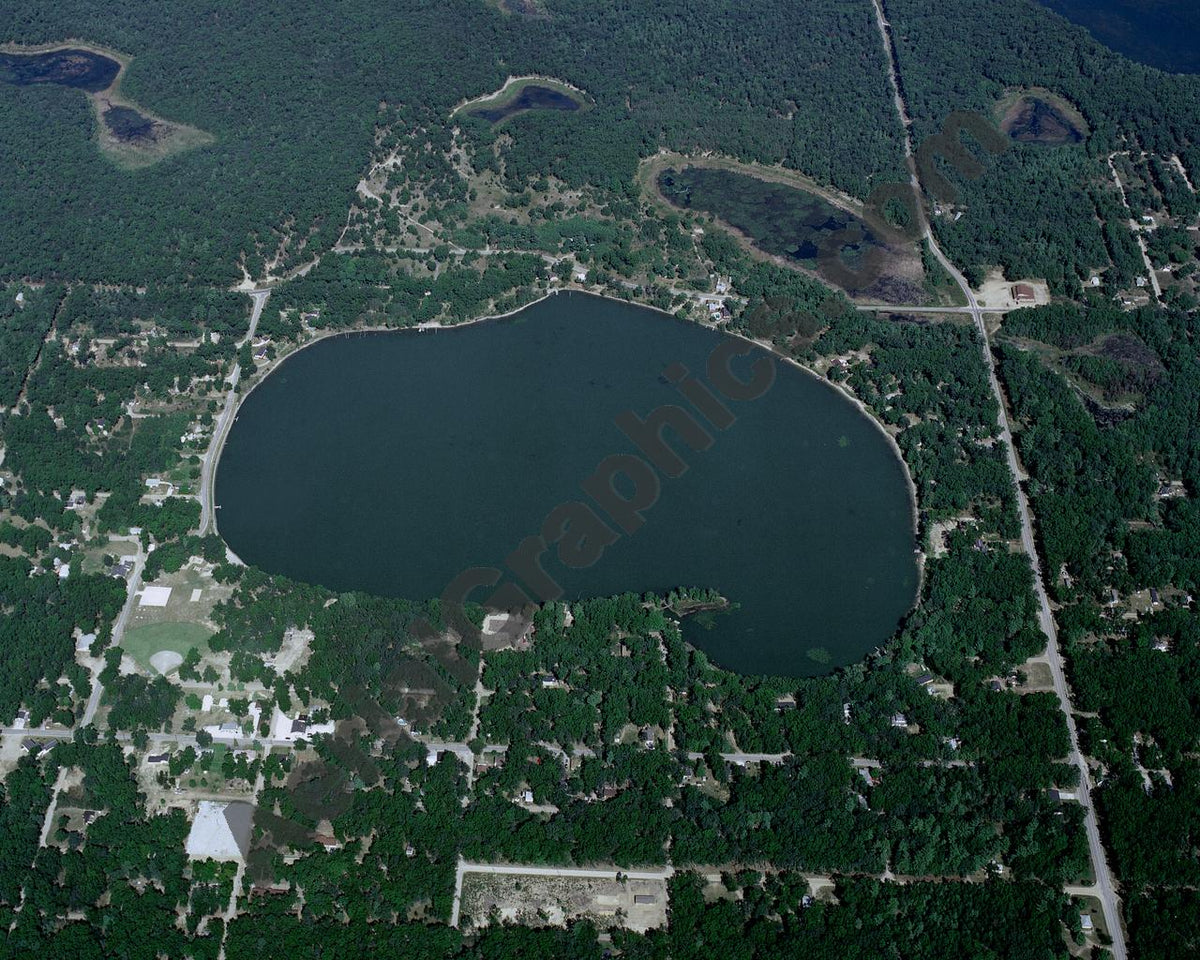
<box><xmin>871</xmin><ymin>2</ymin><xmax>1127</xmax><ymax>955</ymax></box>
<box><xmin>199</xmin><ymin>289</ymin><xmax>269</xmax><ymax>537</ymax></box>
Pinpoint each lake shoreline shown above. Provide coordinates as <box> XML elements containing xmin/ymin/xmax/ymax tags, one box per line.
<box><xmin>214</xmin><ymin>290</ymin><xmax>923</xmax><ymax>673</ymax></box>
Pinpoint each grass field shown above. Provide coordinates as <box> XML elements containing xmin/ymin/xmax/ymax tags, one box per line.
<box><xmin>122</xmin><ymin>621</ymin><xmax>212</xmax><ymax>671</ymax></box>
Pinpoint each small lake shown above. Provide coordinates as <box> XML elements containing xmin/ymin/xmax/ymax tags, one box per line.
<box><xmin>1038</xmin><ymin>0</ymin><xmax>1200</xmax><ymax>74</ymax></box>
<box><xmin>467</xmin><ymin>84</ymin><xmax>582</xmax><ymax>123</ymax></box>
<box><xmin>0</xmin><ymin>48</ymin><xmax>120</xmax><ymax>93</ymax></box>
<box><xmin>658</xmin><ymin>167</ymin><xmax>891</xmax><ymax>298</ymax></box>
<box><xmin>215</xmin><ymin>294</ymin><xmax>917</xmax><ymax>678</ymax></box>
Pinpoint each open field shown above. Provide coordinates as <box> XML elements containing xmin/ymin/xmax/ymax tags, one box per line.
<box><xmin>122</xmin><ymin>621</ymin><xmax>212</xmax><ymax>673</ymax></box>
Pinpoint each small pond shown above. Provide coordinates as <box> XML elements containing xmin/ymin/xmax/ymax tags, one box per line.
<box><xmin>467</xmin><ymin>84</ymin><xmax>583</xmax><ymax>124</ymax></box>
<box><xmin>0</xmin><ymin>48</ymin><xmax>120</xmax><ymax>93</ymax></box>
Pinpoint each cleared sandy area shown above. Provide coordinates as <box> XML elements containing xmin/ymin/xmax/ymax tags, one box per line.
<box><xmin>461</xmin><ymin>873</ymin><xmax>668</xmax><ymax>933</ymax></box>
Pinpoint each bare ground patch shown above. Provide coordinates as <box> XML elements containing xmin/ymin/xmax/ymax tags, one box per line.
<box><xmin>461</xmin><ymin>873</ymin><xmax>668</xmax><ymax>933</ymax></box>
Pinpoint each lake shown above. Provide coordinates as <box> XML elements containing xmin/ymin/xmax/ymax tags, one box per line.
<box><xmin>1038</xmin><ymin>0</ymin><xmax>1200</xmax><ymax>74</ymax></box>
<box><xmin>215</xmin><ymin>294</ymin><xmax>918</xmax><ymax>677</ymax></box>
<box><xmin>467</xmin><ymin>84</ymin><xmax>582</xmax><ymax>124</ymax></box>
<box><xmin>0</xmin><ymin>48</ymin><xmax>120</xmax><ymax>93</ymax></box>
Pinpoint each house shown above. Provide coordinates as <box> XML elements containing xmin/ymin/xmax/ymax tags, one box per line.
<box><xmin>1153</xmin><ymin>638</ymin><xmax>1171</xmax><ymax>653</ymax></box>
<box><xmin>82</xmin><ymin>810</ymin><xmax>98</xmax><ymax>824</ymax></box>
<box><xmin>1047</xmin><ymin>789</ymin><xmax>1078</xmax><ymax>803</ymax></box>
<box><xmin>890</xmin><ymin>713</ymin><xmax>908</xmax><ymax>729</ymax></box>
<box><xmin>1089</xmin><ymin>275</ymin><xmax>1101</xmax><ymax>287</ymax></box>
<box><xmin>633</xmin><ymin>894</ymin><xmax>657</xmax><ymax>905</ymax></box>
<box><xmin>1011</xmin><ymin>283</ymin><xmax>1036</xmax><ymax>304</ymax></box>
<box><xmin>842</xmin><ymin>702</ymin><xmax>852</xmax><ymax>724</ymax></box>
<box><xmin>427</xmin><ymin>748</ymin><xmax>440</xmax><ymax>766</ymax></box>
<box><xmin>775</xmin><ymin>696</ymin><xmax>797</xmax><ymax>711</ymax></box>
<box><xmin>13</xmin><ymin>710</ymin><xmax>29</xmax><ymax>730</ymax></box>
<box><xmin>859</xmin><ymin>767</ymin><xmax>879</xmax><ymax>788</ymax></box>
<box><xmin>290</xmin><ymin>717</ymin><xmax>309</xmax><ymax>736</ymax></box>
<box><xmin>1150</xmin><ymin>587</ymin><xmax>1160</xmax><ymax>605</ymax></box>
<box><xmin>1080</xmin><ymin>914</ymin><xmax>1094</xmax><ymax>932</ymax></box>
<box><xmin>146</xmin><ymin>753</ymin><xmax>170</xmax><ymax>764</ymax></box>
<box><xmin>21</xmin><ymin>738</ymin><xmax>48</xmax><ymax>755</ymax></box>
<box><xmin>522</xmin><ymin>789</ymin><xmax>534</xmax><ymax>804</ymax></box>
<box><xmin>639</xmin><ymin>726</ymin><xmax>656</xmax><ymax>748</ymax></box>
<box><xmin>914</xmin><ymin>672</ymin><xmax>934</xmax><ymax>687</ymax></box>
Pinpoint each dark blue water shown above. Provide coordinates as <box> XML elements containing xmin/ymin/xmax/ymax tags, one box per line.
<box><xmin>215</xmin><ymin>295</ymin><xmax>918</xmax><ymax>678</ymax></box>
<box><xmin>1039</xmin><ymin>0</ymin><xmax>1200</xmax><ymax>73</ymax></box>
<box><xmin>469</xmin><ymin>84</ymin><xmax>582</xmax><ymax>123</ymax></box>
<box><xmin>0</xmin><ymin>48</ymin><xmax>120</xmax><ymax>92</ymax></box>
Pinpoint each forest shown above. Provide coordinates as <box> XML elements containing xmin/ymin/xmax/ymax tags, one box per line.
<box><xmin>995</xmin><ymin>300</ymin><xmax>1200</xmax><ymax>954</ymax></box>
<box><xmin>886</xmin><ymin>0</ymin><xmax>1200</xmax><ymax>292</ymax></box>
<box><xmin>2</xmin><ymin>0</ymin><xmax>1199</xmax><ymax>954</ymax></box>
<box><xmin>0</xmin><ymin>0</ymin><xmax>906</xmax><ymax>284</ymax></box>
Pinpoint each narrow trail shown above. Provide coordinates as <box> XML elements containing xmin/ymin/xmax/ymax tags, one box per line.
<box><xmin>871</xmin><ymin>2</ymin><xmax>1127</xmax><ymax>956</ymax></box>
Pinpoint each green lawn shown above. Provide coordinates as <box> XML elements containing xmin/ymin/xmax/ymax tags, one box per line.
<box><xmin>122</xmin><ymin>621</ymin><xmax>212</xmax><ymax>670</ymax></box>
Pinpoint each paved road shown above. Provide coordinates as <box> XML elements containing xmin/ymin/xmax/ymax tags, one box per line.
<box><xmin>199</xmin><ymin>289</ymin><xmax>270</xmax><ymax>536</ymax></box>
<box><xmin>871</xmin><ymin>2</ymin><xmax>1126</xmax><ymax>955</ymax></box>
<box><xmin>921</xmin><ymin>223</ymin><xmax>1128</xmax><ymax>960</ymax></box>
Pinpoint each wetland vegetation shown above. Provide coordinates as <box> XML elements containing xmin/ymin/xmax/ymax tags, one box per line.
<box><xmin>997</xmin><ymin>90</ymin><xmax>1088</xmax><ymax>145</ymax></box>
<box><xmin>0</xmin><ymin>42</ymin><xmax>209</xmax><ymax>170</ymax></box>
<box><xmin>657</xmin><ymin>165</ymin><xmax>921</xmax><ymax>303</ymax></box>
